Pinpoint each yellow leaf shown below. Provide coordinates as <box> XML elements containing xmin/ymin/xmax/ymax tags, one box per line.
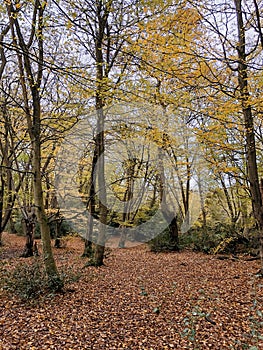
<box><xmin>66</xmin><ymin>20</ymin><xmax>73</xmax><ymax>29</ymax></box>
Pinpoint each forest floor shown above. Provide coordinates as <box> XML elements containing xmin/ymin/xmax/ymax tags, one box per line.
<box><xmin>0</xmin><ymin>232</ymin><xmax>263</xmax><ymax>350</ymax></box>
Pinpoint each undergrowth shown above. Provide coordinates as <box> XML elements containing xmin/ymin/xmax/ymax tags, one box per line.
<box><xmin>0</xmin><ymin>258</ymin><xmax>81</xmax><ymax>302</ymax></box>
<box><xmin>149</xmin><ymin>222</ymin><xmax>257</xmax><ymax>256</ymax></box>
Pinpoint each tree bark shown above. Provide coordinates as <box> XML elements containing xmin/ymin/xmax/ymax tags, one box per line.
<box><xmin>82</xmin><ymin>147</ymin><xmax>97</xmax><ymax>257</ymax></box>
<box><xmin>0</xmin><ymin>101</ymin><xmax>26</xmax><ymax>244</ymax></box>
<box><xmin>158</xmin><ymin>148</ymin><xmax>179</xmax><ymax>250</ymax></box>
<box><xmin>92</xmin><ymin>1</ymin><xmax>113</xmax><ymax>266</ymax></box>
<box><xmin>119</xmin><ymin>158</ymin><xmax>136</xmax><ymax>248</ymax></box>
<box><xmin>20</xmin><ymin>208</ymin><xmax>36</xmax><ymax>258</ymax></box>
<box><xmin>93</xmin><ymin>109</ymin><xmax>107</xmax><ymax>265</ymax></box>
<box><xmin>234</xmin><ymin>0</ymin><xmax>263</xmax><ymax>273</ymax></box>
<box><xmin>6</xmin><ymin>1</ymin><xmax>61</xmax><ymax>284</ymax></box>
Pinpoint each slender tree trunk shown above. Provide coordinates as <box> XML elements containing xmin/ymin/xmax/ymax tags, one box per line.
<box><xmin>158</xmin><ymin>148</ymin><xmax>179</xmax><ymax>250</ymax></box>
<box><xmin>0</xmin><ymin>103</ymin><xmax>22</xmax><ymax>243</ymax></box>
<box><xmin>32</xmin><ymin>113</ymin><xmax>60</xmax><ymax>280</ymax></box>
<box><xmin>234</xmin><ymin>0</ymin><xmax>263</xmax><ymax>273</ymax></box>
<box><xmin>82</xmin><ymin>147</ymin><xmax>97</xmax><ymax>257</ymax></box>
<box><xmin>93</xmin><ymin>108</ymin><xmax>107</xmax><ymax>266</ymax></box>
<box><xmin>92</xmin><ymin>1</ymin><xmax>114</xmax><ymax>266</ymax></box>
<box><xmin>0</xmin><ymin>24</ymin><xmax>13</xmax><ymax>246</ymax></box>
<box><xmin>0</xmin><ymin>166</ymin><xmax>5</xmax><ymax>245</ymax></box>
<box><xmin>197</xmin><ymin>173</ymin><xmax>207</xmax><ymax>228</ymax></box>
<box><xmin>169</xmin><ymin>216</ymin><xmax>179</xmax><ymax>246</ymax></box>
<box><xmin>219</xmin><ymin>174</ymin><xmax>238</xmax><ymax>227</ymax></box>
<box><xmin>119</xmin><ymin>158</ymin><xmax>136</xmax><ymax>248</ymax></box>
<box><xmin>6</xmin><ymin>1</ymin><xmax>61</xmax><ymax>284</ymax></box>
<box><xmin>92</xmin><ymin>41</ymin><xmax>107</xmax><ymax>265</ymax></box>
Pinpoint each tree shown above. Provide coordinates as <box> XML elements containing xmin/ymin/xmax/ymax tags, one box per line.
<box><xmin>0</xmin><ymin>87</ymin><xmax>33</xmax><ymax>246</ymax></box>
<box><xmin>188</xmin><ymin>0</ymin><xmax>263</xmax><ymax>270</ymax></box>
<box><xmin>4</xmin><ymin>0</ymin><xmax>61</xmax><ymax>284</ymax></box>
<box><xmin>132</xmin><ymin>2</ymin><xmax>204</xmax><ymax>236</ymax></box>
<box><xmin>54</xmin><ymin>0</ymin><xmax>158</xmax><ymax>264</ymax></box>
<box><xmin>234</xmin><ymin>0</ymin><xmax>263</xmax><ymax>270</ymax></box>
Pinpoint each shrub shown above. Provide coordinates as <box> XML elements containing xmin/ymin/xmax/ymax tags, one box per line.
<box><xmin>180</xmin><ymin>223</ymin><xmax>252</xmax><ymax>255</ymax></box>
<box><xmin>1</xmin><ymin>259</ymin><xmax>81</xmax><ymax>301</ymax></box>
<box><xmin>148</xmin><ymin>229</ymin><xmax>178</xmax><ymax>252</ymax></box>
<box><xmin>179</xmin><ymin>227</ymin><xmax>221</xmax><ymax>253</ymax></box>
<box><xmin>10</xmin><ymin>214</ymin><xmax>73</xmax><ymax>239</ymax></box>
<box><xmin>48</xmin><ymin>219</ymin><xmax>74</xmax><ymax>239</ymax></box>
<box><xmin>1</xmin><ymin>259</ymin><xmax>47</xmax><ymax>300</ymax></box>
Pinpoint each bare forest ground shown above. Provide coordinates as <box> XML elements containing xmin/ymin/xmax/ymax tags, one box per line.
<box><xmin>0</xmin><ymin>232</ymin><xmax>263</xmax><ymax>350</ymax></box>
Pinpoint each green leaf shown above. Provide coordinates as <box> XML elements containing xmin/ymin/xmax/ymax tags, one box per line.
<box><xmin>256</xmin><ymin>310</ymin><xmax>263</xmax><ymax>317</ymax></box>
<box><xmin>140</xmin><ymin>291</ymin><xmax>148</xmax><ymax>296</ymax></box>
<box><xmin>153</xmin><ymin>307</ymin><xmax>160</xmax><ymax>314</ymax></box>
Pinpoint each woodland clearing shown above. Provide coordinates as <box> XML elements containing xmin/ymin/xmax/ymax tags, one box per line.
<box><xmin>0</xmin><ymin>232</ymin><xmax>263</xmax><ymax>350</ymax></box>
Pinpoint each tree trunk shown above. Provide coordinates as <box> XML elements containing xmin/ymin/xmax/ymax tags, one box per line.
<box><xmin>93</xmin><ymin>109</ymin><xmax>107</xmax><ymax>266</ymax></box>
<box><xmin>6</xmin><ymin>0</ymin><xmax>62</xmax><ymax>285</ymax></box>
<box><xmin>197</xmin><ymin>173</ymin><xmax>207</xmax><ymax>228</ymax></box>
<box><xmin>0</xmin><ymin>102</ymin><xmax>24</xmax><ymax>243</ymax></box>
<box><xmin>234</xmin><ymin>0</ymin><xmax>263</xmax><ymax>273</ymax></box>
<box><xmin>82</xmin><ymin>147</ymin><xmax>97</xmax><ymax>257</ymax></box>
<box><xmin>119</xmin><ymin>157</ymin><xmax>136</xmax><ymax>248</ymax></box>
<box><xmin>20</xmin><ymin>209</ymin><xmax>36</xmax><ymax>258</ymax></box>
<box><xmin>32</xmin><ymin>128</ymin><xmax>61</xmax><ymax>282</ymax></box>
<box><xmin>118</xmin><ymin>227</ymin><xmax>127</xmax><ymax>249</ymax></box>
<box><xmin>158</xmin><ymin>148</ymin><xmax>179</xmax><ymax>250</ymax></box>
<box><xmin>0</xmin><ymin>173</ymin><xmax>4</xmax><ymax>246</ymax></box>
<box><xmin>168</xmin><ymin>216</ymin><xmax>179</xmax><ymax>247</ymax></box>
<box><xmin>92</xmin><ymin>1</ymin><xmax>113</xmax><ymax>266</ymax></box>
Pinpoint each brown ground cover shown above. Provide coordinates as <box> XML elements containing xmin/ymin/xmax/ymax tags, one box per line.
<box><xmin>0</xmin><ymin>232</ymin><xmax>263</xmax><ymax>349</ymax></box>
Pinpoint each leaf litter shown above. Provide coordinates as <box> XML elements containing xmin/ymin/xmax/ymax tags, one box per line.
<box><xmin>0</xmin><ymin>232</ymin><xmax>263</xmax><ymax>349</ymax></box>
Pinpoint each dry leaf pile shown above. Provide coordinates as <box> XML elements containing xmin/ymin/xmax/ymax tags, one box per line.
<box><xmin>0</xmin><ymin>232</ymin><xmax>263</xmax><ymax>349</ymax></box>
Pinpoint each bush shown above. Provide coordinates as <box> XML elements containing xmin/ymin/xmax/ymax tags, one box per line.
<box><xmin>10</xmin><ymin>214</ymin><xmax>73</xmax><ymax>239</ymax></box>
<box><xmin>48</xmin><ymin>219</ymin><xmax>74</xmax><ymax>239</ymax></box>
<box><xmin>148</xmin><ymin>222</ymin><xmax>257</xmax><ymax>255</ymax></box>
<box><xmin>148</xmin><ymin>229</ymin><xmax>179</xmax><ymax>252</ymax></box>
<box><xmin>1</xmin><ymin>260</ymin><xmax>48</xmax><ymax>300</ymax></box>
<box><xmin>179</xmin><ymin>227</ymin><xmax>221</xmax><ymax>253</ymax></box>
<box><xmin>1</xmin><ymin>259</ymin><xmax>81</xmax><ymax>301</ymax></box>
<box><xmin>179</xmin><ymin>223</ymin><xmax>252</xmax><ymax>254</ymax></box>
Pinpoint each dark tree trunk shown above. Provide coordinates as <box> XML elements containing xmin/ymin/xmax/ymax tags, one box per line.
<box><xmin>92</xmin><ymin>1</ymin><xmax>113</xmax><ymax>266</ymax></box>
<box><xmin>234</xmin><ymin>0</ymin><xmax>263</xmax><ymax>273</ymax></box>
<box><xmin>168</xmin><ymin>216</ymin><xmax>179</xmax><ymax>247</ymax></box>
<box><xmin>158</xmin><ymin>148</ymin><xmax>179</xmax><ymax>251</ymax></box>
<box><xmin>20</xmin><ymin>210</ymin><xmax>36</xmax><ymax>258</ymax></box>
<box><xmin>82</xmin><ymin>147</ymin><xmax>97</xmax><ymax>258</ymax></box>
<box><xmin>83</xmin><ymin>238</ymin><xmax>93</xmax><ymax>257</ymax></box>
<box><xmin>53</xmin><ymin>213</ymin><xmax>63</xmax><ymax>248</ymax></box>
